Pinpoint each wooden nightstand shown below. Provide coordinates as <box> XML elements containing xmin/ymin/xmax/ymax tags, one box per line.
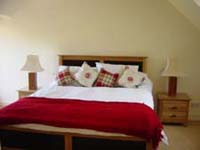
<box><xmin>0</xmin><ymin>103</ymin><xmax>4</xmax><ymax>108</ymax></box>
<box><xmin>18</xmin><ymin>87</ymin><xmax>37</xmax><ymax>99</ymax></box>
<box><xmin>157</xmin><ymin>92</ymin><xmax>190</xmax><ymax>125</ymax></box>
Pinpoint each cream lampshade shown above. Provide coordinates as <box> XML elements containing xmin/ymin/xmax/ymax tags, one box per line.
<box><xmin>161</xmin><ymin>57</ymin><xmax>185</xmax><ymax>96</ymax></box>
<box><xmin>21</xmin><ymin>55</ymin><xmax>44</xmax><ymax>90</ymax></box>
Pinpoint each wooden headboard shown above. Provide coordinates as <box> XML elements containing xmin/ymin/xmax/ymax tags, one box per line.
<box><xmin>59</xmin><ymin>55</ymin><xmax>147</xmax><ymax>72</ymax></box>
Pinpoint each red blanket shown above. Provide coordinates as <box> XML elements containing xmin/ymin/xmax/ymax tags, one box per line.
<box><xmin>0</xmin><ymin>97</ymin><xmax>162</xmax><ymax>149</ymax></box>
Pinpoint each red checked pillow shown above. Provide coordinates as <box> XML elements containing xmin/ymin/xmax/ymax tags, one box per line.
<box><xmin>56</xmin><ymin>68</ymin><xmax>74</xmax><ymax>86</ymax></box>
<box><xmin>94</xmin><ymin>68</ymin><xmax>119</xmax><ymax>87</ymax></box>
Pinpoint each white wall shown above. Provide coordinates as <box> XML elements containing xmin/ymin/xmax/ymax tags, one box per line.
<box><xmin>0</xmin><ymin>0</ymin><xmax>200</xmax><ymax>119</ymax></box>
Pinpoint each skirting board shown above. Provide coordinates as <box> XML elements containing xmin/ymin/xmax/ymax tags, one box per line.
<box><xmin>189</xmin><ymin>114</ymin><xmax>200</xmax><ymax>121</ymax></box>
<box><xmin>189</xmin><ymin>100</ymin><xmax>200</xmax><ymax>121</ymax></box>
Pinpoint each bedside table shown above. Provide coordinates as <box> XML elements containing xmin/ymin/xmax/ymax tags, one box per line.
<box><xmin>0</xmin><ymin>102</ymin><xmax>4</xmax><ymax>108</ymax></box>
<box><xmin>157</xmin><ymin>92</ymin><xmax>190</xmax><ymax>126</ymax></box>
<box><xmin>18</xmin><ymin>87</ymin><xmax>37</xmax><ymax>98</ymax></box>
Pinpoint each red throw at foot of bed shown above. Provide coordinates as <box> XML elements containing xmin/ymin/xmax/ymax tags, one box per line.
<box><xmin>0</xmin><ymin>97</ymin><xmax>163</xmax><ymax>149</ymax></box>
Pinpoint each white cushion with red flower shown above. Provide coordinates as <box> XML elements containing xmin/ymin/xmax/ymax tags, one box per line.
<box><xmin>118</xmin><ymin>69</ymin><xmax>146</xmax><ymax>88</ymax></box>
<box><xmin>56</xmin><ymin>68</ymin><xmax>75</xmax><ymax>86</ymax></box>
<box><xmin>94</xmin><ymin>68</ymin><xmax>119</xmax><ymax>87</ymax></box>
<box><xmin>74</xmin><ymin>62</ymin><xmax>98</xmax><ymax>87</ymax></box>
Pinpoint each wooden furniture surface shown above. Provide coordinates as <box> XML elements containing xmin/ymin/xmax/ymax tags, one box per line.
<box><xmin>18</xmin><ymin>87</ymin><xmax>37</xmax><ymax>99</ymax></box>
<box><xmin>1</xmin><ymin>55</ymin><xmax>152</xmax><ymax>150</ymax></box>
<box><xmin>0</xmin><ymin>102</ymin><xmax>3</xmax><ymax>109</ymax></box>
<box><xmin>59</xmin><ymin>55</ymin><xmax>147</xmax><ymax>72</ymax></box>
<box><xmin>28</xmin><ymin>72</ymin><xmax>38</xmax><ymax>90</ymax></box>
<box><xmin>0</xmin><ymin>125</ymin><xmax>152</xmax><ymax>150</ymax></box>
<box><xmin>157</xmin><ymin>92</ymin><xmax>190</xmax><ymax>125</ymax></box>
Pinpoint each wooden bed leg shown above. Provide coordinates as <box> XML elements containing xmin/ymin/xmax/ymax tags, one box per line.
<box><xmin>146</xmin><ymin>140</ymin><xmax>152</xmax><ymax>150</ymax></box>
<box><xmin>65</xmin><ymin>135</ymin><xmax>72</xmax><ymax>150</ymax></box>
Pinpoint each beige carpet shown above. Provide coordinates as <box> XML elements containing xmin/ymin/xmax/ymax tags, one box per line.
<box><xmin>158</xmin><ymin>122</ymin><xmax>200</xmax><ymax>150</ymax></box>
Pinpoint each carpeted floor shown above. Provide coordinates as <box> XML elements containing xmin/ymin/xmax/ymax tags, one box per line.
<box><xmin>158</xmin><ymin>122</ymin><xmax>200</xmax><ymax>150</ymax></box>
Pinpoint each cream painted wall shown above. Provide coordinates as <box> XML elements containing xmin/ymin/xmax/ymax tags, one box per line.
<box><xmin>0</xmin><ymin>0</ymin><xmax>200</xmax><ymax>119</ymax></box>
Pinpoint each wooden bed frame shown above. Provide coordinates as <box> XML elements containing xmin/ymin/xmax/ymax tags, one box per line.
<box><xmin>58</xmin><ymin>55</ymin><xmax>147</xmax><ymax>72</ymax></box>
<box><xmin>0</xmin><ymin>55</ymin><xmax>152</xmax><ymax>150</ymax></box>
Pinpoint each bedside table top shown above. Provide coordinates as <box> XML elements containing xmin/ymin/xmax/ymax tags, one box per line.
<box><xmin>18</xmin><ymin>87</ymin><xmax>40</xmax><ymax>99</ymax></box>
<box><xmin>158</xmin><ymin>92</ymin><xmax>191</xmax><ymax>101</ymax></box>
<box><xmin>17</xmin><ymin>87</ymin><xmax>38</xmax><ymax>92</ymax></box>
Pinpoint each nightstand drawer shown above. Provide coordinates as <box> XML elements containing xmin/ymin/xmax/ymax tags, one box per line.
<box><xmin>161</xmin><ymin>112</ymin><xmax>187</xmax><ymax>123</ymax></box>
<box><xmin>157</xmin><ymin>93</ymin><xmax>190</xmax><ymax>125</ymax></box>
<box><xmin>161</xmin><ymin>100</ymin><xmax>188</xmax><ymax>112</ymax></box>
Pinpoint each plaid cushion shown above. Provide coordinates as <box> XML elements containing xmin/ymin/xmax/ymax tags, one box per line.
<box><xmin>94</xmin><ymin>68</ymin><xmax>119</xmax><ymax>87</ymax></box>
<box><xmin>56</xmin><ymin>68</ymin><xmax>74</xmax><ymax>86</ymax></box>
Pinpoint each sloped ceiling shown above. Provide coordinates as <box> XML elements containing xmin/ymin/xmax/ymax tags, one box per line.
<box><xmin>0</xmin><ymin>0</ymin><xmax>200</xmax><ymax>32</ymax></box>
<box><xmin>0</xmin><ymin>0</ymin><xmax>26</xmax><ymax>21</ymax></box>
<box><xmin>168</xmin><ymin>0</ymin><xmax>200</xmax><ymax>31</ymax></box>
<box><xmin>0</xmin><ymin>0</ymin><xmax>26</xmax><ymax>15</ymax></box>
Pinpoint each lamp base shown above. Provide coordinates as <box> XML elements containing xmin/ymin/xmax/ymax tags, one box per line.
<box><xmin>168</xmin><ymin>76</ymin><xmax>177</xmax><ymax>96</ymax></box>
<box><xmin>28</xmin><ymin>72</ymin><xmax>37</xmax><ymax>90</ymax></box>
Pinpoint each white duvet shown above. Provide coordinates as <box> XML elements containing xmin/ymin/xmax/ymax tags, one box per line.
<box><xmin>32</xmin><ymin>78</ymin><xmax>154</xmax><ymax>109</ymax></box>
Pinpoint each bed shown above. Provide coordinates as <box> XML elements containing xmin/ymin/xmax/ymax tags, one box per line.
<box><xmin>0</xmin><ymin>55</ymin><xmax>164</xmax><ymax>150</ymax></box>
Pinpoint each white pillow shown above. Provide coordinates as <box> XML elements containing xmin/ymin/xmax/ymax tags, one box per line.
<box><xmin>58</xmin><ymin>65</ymin><xmax>80</xmax><ymax>76</ymax></box>
<box><xmin>124</xmin><ymin>65</ymin><xmax>139</xmax><ymax>72</ymax></box>
<box><xmin>75</xmin><ymin>62</ymin><xmax>98</xmax><ymax>87</ymax></box>
<box><xmin>96</xmin><ymin>62</ymin><xmax>124</xmax><ymax>74</ymax></box>
<box><xmin>118</xmin><ymin>69</ymin><xmax>146</xmax><ymax>88</ymax></box>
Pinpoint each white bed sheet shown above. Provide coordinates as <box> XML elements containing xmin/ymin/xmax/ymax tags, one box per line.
<box><xmin>32</xmin><ymin>79</ymin><xmax>154</xmax><ymax>109</ymax></box>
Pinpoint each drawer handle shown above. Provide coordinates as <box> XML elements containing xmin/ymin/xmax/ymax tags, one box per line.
<box><xmin>170</xmin><ymin>106</ymin><xmax>178</xmax><ymax>110</ymax></box>
<box><xmin>169</xmin><ymin>114</ymin><xmax>176</xmax><ymax>118</ymax></box>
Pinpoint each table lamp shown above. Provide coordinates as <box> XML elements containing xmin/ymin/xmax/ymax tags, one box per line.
<box><xmin>161</xmin><ymin>57</ymin><xmax>185</xmax><ymax>96</ymax></box>
<box><xmin>21</xmin><ymin>55</ymin><xmax>44</xmax><ymax>90</ymax></box>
